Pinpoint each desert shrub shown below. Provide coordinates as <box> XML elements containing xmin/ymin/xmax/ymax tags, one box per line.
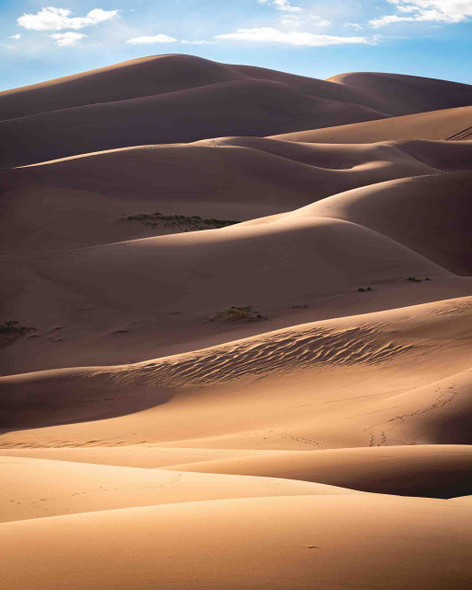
<box><xmin>210</xmin><ymin>305</ymin><xmax>267</xmax><ymax>322</ymax></box>
<box><xmin>124</xmin><ymin>211</ymin><xmax>239</xmax><ymax>230</ymax></box>
<box><xmin>0</xmin><ymin>320</ymin><xmax>35</xmax><ymax>334</ymax></box>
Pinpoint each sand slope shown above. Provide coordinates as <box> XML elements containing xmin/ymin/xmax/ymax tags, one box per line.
<box><xmin>2</xmin><ymin>495</ymin><xmax>471</xmax><ymax>590</ymax></box>
<box><xmin>284</xmin><ymin>171</ymin><xmax>472</xmax><ymax>275</ymax></box>
<box><xmin>0</xmin><ymin>78</ymin><xmax>388</xmax><ymax>168</ymax></box>
<box><xmin>273</xmin><ymin>105</ymin><xmax>472</xmax><ymax>143</ymax></box>
<box><xmin>3</xmin><ymin>210</ymin><xmax>460</xmax><ymax>375</ymax></box>
<box><xmin>0</xmin><ymin>54</ymin><xmax>389</xmax><ymax>121</ymax></box>
<box><xmin>3</xmin><ymin>156</ymin><xmax>472</xmax><ymax>375</ymax></box>
<box><xmin>328</xmin><ymin>71</ymin><xmax>472</xmax><ymax>116</ymax></box>
<box><xmin>3</xmin><ymin>57</ymin><xmax>471</xmax><ymax>123</ymax></box>
<box><xmin>169</xmin><ymin>444</ymin><xmax>472</xmax><ymax>498</ymax></box>
<box><xmin>5</xmin><ymin>139</ymin><xmax>472</xmax><ymax>253</ymax></box>
<box><xmin>0</xmin><ymin>455</ymin><xmax>359</xmax><ymax>523</ymax></box>
<box><xmin>3</xmin><ymin>60</ymin><xmax>472</xmax><ymax>167</ymax></box>
<box><xmin>1</xmin><ymin>296</ymin><xmax>471</xmax><ymax>449</ymax></box>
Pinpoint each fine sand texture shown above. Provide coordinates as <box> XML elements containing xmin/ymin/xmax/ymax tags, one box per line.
<box><xmin>1</xmin><ymin>55</ymin><xmax>471</xmax><ymax>590</ymax></box>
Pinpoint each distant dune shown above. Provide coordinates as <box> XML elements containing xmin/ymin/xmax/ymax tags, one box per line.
<box><xmin>328</xmin><ymin>71</ymin><xmax>472</xmax><ymax>116</ymax></box>
<box><xmin>2</xmin><ymin>139</ymin><xmax>471</xmax><ymax>254</ymax></box>
<box><xmin>1</xmin><ymin>54</ymin><xmax>471</xmax><ymax>590</ymax></box>
<box><xmin>273</xmin><ymin>104</ymin><xmax>472</xmax><ymax>143</ymax></box>
<box><xmin>1</xmin><ymin>56</ymin><xmax>471</xmax><ymax>167</ymax></box>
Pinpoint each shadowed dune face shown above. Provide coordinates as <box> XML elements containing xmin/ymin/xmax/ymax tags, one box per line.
<box><xmin>168</xmin><ymin>445</ymin><xmax>472</xmax><ymax>498</ymax></box>
<box><xmin>2</xmin><ymin>57</ymin><xmax>471</xmax><ymax>167</ymax></box>
<box><xmin>289</xmin><ymin>171</ymin><xmax>472</xmax><ymax>275</ymax></box>
<box><xmin>1</xmin><ymin>214</ymin><xmax>455</xmax><ymax>375</ymax></box>
<box><xmin>1</xmin><ymin>55</ymin><xmax>472</xmax><ymax>590</ymax></box>
<box><xmin>0</xmin><ymin>54</ymin><xmax>386</xmax><ymax>121</ymax></box>
<box><xmin>1</xmin><ymin>297</ymin><xmax>471</xmax><ymax>449</ymax></box>
<box><xmin>0</xmin><ymin>55</ymin><xmax>244</xmax><ymax>120</ymax></box>
<box><xmin>2</xmin><ymin>139</ymin><xmax>472</xmax><ymax>254</ymax></box>
<box><xmin>3</xmin><ymin>58</ymin><xmax>471</xmax><ymax>122</ymax></box>
<box><xmin>328</xmin><ymin>72</ymin><xmax>472</xmax><ymax>116</ymax></box>
<box><xmin>0</xmin><ymin>78</ymin><xmax>388</xmax><ymax>168</ymax></box>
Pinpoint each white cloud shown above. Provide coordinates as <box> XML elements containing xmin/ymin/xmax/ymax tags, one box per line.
<box><xmin>309</xmin><ymin>14</ymin><xmax>331</xmax><ymax>26</ymax></box>
<box><xmin>18</xmin><ymin>7</ymin><xmax>118</xmax><ymax>31</ymax></box>
<box><xmin>280</xmin><ymin>13</ymin><xmax>330</xmax><ymax>28</ymax></box>
<box><xmin>280</xmin><ymin>14</ymin><xmax>303</xmax><ymax>27</ymax></box>
<box><xmin>180</xmin><ymin>39</ymin><xmax>217</xmax><ymax>45</ymax></box>
<box><xmin>371</xmin><ymin>0</ymin><xmax>472</xmax><ymax>27</ymax></box>
<box><xmin>125</xmin><ymin>34</ymin><xmax>178</xmax><ymax>44</ymax></box>
<box><xmin>216</xmin><ymin>27</ymin><xmax>370</xmax><ymax>46</ymax></box>
<box><xmin>9</xmin><ymin>34</ymin><xmax>21</xmax><ymax>40</ymax></box>
<box><xmin>51</xmin><ymin>32</ymin><xmax>86</xmax><ymax>46</ymax></box>
<box><xmin>259</xmin><ymin>0</ymin><xmax>303</xmax><ymax>12</ymax></box>
<box><xmin>344</xmin><ymin>22</ymin><xmax>363</xmax><ymax>30</ymax></box>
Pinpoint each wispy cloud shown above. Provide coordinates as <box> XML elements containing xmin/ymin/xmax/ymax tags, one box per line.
<box><xmin>9</xmin><ymin>34</ymin><xmax>22</xmax><ymax>40</ymax></box>
<box><xmin>280</xmin><ymin>13</ymin><xmax>330</xmax><ymax>27</ymax></box>
<box><xmin>371</xmin><ymin>0</ymin><xmax>472</xmax><ymax>27</ymax></box>
<box><xmin>18</xmin><ymin>7</ymin><xmax>118</xmax><ymax>31</ymax></box>
<box><xmin>181</xmin><ymin>39</ymin><xmax>217</xmax><ymax>45</ymax></box>
<box><xmin>125</xmin><ymin>34</ymin><xmax>178</xmax><ymax>44</ymax></box>
<box><xmin>51</xmin><ymin>32</ymin><xmax>86</xmax><ymax>46</ymax></box>
<box><xmin>216</xmin><ymin>27</ymin><xmax>370</xmax><ymax>46</ymax></box>
<box><xmin>258</xmin><ymin>0</ymin><xmax>303</xmax><ymax>13</ymax></box>
<box><xmin>344</xmin><ymin>22</ymin><xmax>363</xmax><ymax>31</ymax></box>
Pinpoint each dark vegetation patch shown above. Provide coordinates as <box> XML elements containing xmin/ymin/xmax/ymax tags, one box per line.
<box><xmin>123</xmin><ymin>212</ymin><xmax>240</xmax><ymax>232</ymax></box>
<box><xmin>209</xmin><ymin>306</ymin><xmax>268</xmax><ymax>323</ymax></box>
<box><xmin>0</xmin><ymin>320</ymin><xmax>35</xmax><ymax>335</ymax></box>
<box><xmin>0</xmin><ymin>320</ymin><xmax>36</xmax><ymax>348</ymax></box>
<box><xmin>358</xmin><ymin>287</ymin><xmax>373</xmax><ymax>292</ymax></box>
<box><xmin>407</xmin><ymin>276</ymin><xmax>431</xmax><ymax>282</ymax></box>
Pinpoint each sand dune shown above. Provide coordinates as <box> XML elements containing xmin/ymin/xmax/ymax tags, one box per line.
<box><xmin>3</xmin><ymin>158</ymin><xmax>471</xmax><ymax>375</ymax></box>
<box><xmin>0</xmin><ymin>78</ymin><xmax>387</xmax><ymax>168</ymax></box>
<box><xmin>284</xmin><ymin>171</ymin><xmax>472</xmax><ymax>275</ymax></box>
<box><xmin>2</xmin><ymin>495</ymin><xmax>471</xmax><ymax>590</ymax></box>
<box><xmin>1</xmin><ymin>54</ymin><xmax>471</xmax><ymax>589</ymax></box>
<box><xmin>273</xmin><ymin>104</ymin><xmax>472</xmax><ymax>143</ymax></box>
<box><xmin>3</xmin><ymin>211</ymin><xmax>463</xmax><ymax>375</ymax></box>
<box><xmin>1</xmin><ymin>296</ymin><xmax>471</xmax><ymax>449</ymax></box>
<box><xmin>0</xmin><ymin>446</ymin><xmax>286</xmax><ymax>469</ymax></box>
<box><xmin>3</xmin><ymin>57</ymin><xmax>470</xmax><ymax>124</ymax></box>
<box><xmin>3</xmin><ymin>60</ymin><xmax>472</xmax><ymax>167</ymax></box>
<box><xmin>0</xmin><ymin>54</ymin><xmax>390</xmax><ymax>121</ymax></box>
<box><xmin>5</xmin><ymin>139</ymin><xmax>472</xmax><ymax>253</ymax></box>
<box><xmin>3</xmin><ymin>444</ymin><xmax>470</xmax><ymax>499</ymax></box>
<box><xmin>168</xmin><ymin>444</ymin><xmax>472</xmax><ymax>498</ymax></box>
<box><xmin>0</xmin><ymin>142</ymin><xmax>433</xmax><ymax>252</ymax></box>
<box><xmin>328</xmin><ymin>71</ymin><xmax>472</xmax><ymax>116</ymax></box>
<box><xmin>0</xmin><ymin>455</ymin><xmax>359</xmax><ymax>524</ymax></box>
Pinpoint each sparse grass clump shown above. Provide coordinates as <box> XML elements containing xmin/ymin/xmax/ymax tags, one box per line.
<box><xmin>210</xmin><ymin>305</ymin><xmax>267</xmax><ymax>323</ymax></box>
<box><xmin>0</xmin><ymin>320</ymin><xmax>35</xmax><ymax>334</ymax></box>
<box><xmin>124</xmin><ymin>212</ymin><xmax>240</xmax><ymax>231</ymax></box>
<box><xmin>358</xmin><ymin>287</ymin><xmax>373</xmax><ymax>292</ymax></box>
<box><xmin>407</xmin><ymin>276</ymin><xmax>431</xmax><ymax>283</ymax></box>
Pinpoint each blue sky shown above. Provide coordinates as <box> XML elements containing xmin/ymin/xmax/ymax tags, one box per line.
<box><xmin>1</xmin><ymin>1</ymin><xmax>471</xmax><ymax>90</ymax></box>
